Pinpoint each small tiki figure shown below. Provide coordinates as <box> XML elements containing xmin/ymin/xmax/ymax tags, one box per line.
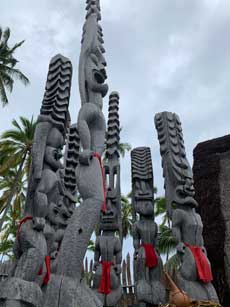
<box><xmin>131</xmin><ymin>147</ymin><xmax>166</xmax><ymax>306</ymax></box>
<box><xmin>155</xmin><ymin>111</ymin><xmax>219</xmax><ymax>302</ymax></box>
<box><xmin>92</xmin><ymin>92</ymin><xmax>122</xmax><ymax>307</ymax></box>
<box><xmin>93</xmin><ymin>206</ymin><xmax>122</xmax><ymax>306</ymax></box>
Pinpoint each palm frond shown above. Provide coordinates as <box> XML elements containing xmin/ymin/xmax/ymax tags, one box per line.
<box><xmin>121</xmin><ymin>194</ymin><xmax>132</xmax><ymax>238</ymax></box>
<box><xmin>157</xmin><ymin>225</ymin><xmax>177</xmax><ymax>255</ymax></box>
<box><xmin>0</xmin><ymin>66</ymin><xmax>29</xmax><ymax>86</ymax></box>
<box><xmin>154</xmin><ymin>196</ymin><xmax>166</xmax><ymax>216</ymax></box>
<box><xmin>1</xmin><ymin>129</ymin><xmax>28</xmax><ymax>144</ymax></box>
<box><xmin>87</xmin><ymin>239</ymin><xmax>95</xmax><ymax>252</ymax></box>
<box><xmin>118</xmin><ymin>142</ymin><xmax>132</xmax><ymax>158</ymax></box>
<box><xmin>9</xmin><ymin>40</ymin><xmax>25</xmax><ymax>55</ymax></box>
<box><xmin>0</xmin><ymin>150</ymin><xmax>25</xmax><ymax>175</ymax></box>
<box><xmin>11</xmin><ymin>118</ymin><xmax>22</xmax><ymax>132</ymax></box>
<box><xmin>2</xmin><ymin>28</ymin><xmax>10</xmax><ymax>46</ymax></box>
<box><xmin>0</xmin><ymin>30</ymin><xmax>29</xmax><ymax>106</ymax></box>
<box><xmin>164</xmin><ymin>253</ymin><xmax>180</xmax><ymax>276</ymax></box>
<box><xmin>0</xmin><ymin>71</ymin><xmax>14</xmax><ymax>92</ymax></box>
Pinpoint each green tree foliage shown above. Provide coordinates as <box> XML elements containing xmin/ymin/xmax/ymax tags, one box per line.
<box><xmin>118</xmin><ymin>142</ymin><xmax>132</xmax><ymax>158</ymax></box>
<box><xmin>0</xmin><ymin>117</ymin><xmax>36</xmax><ymax>258</ymax></box>
<box><xmin>121</xmin><ymin>193</ymin><xmax>132</xmax><ymax>239</ymax></box>
<box><xmin>0</xmin><ymin>27</ymin><xmax>29</xmax><ymax>106</ymax></box>
<box><xmin>154</xmin><ymin>189</ymin><xmax>179</xmax><ymax>272</ymax></box>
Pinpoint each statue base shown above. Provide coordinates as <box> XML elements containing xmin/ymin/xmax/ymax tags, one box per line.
<box><xmin>44</xmin><ymin>274</ymin><xmax>103</xmax><ymax>307</ymax></box>
<box><xmin>0</xmin><ymin>277</ymin><xmax>43</xmax><ymax>307</ymax></box>
<box><xmin>178</xmin><ymin>274</ymin><xmax>219</xmax><ymax>303</ymax></box>
<box><xmin>135</xmin><ymin>279</ymin><xmax>166</xmax><ymax>306</ymax></box>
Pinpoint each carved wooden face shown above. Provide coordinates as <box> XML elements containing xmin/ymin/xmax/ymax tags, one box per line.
<box><xmin>44</xmin><ymin>127</ymin><xmax>65</xmax><ymax>172</ymax></box>
<box><xmin>100</xmin><ymin>195</ymin><xmax>119</xmax><ymax>231</ymax></box>
<box><xmin>56</xmin><ymin>196</ymin><xmax>74</xmax><ymax>228</ymax></box>
<box><xmin>47</xmin><ymin>197</ymin><xmax>73</xmax><ymax>228</ymax></box>
<box><xmin>100</xmin><ymin>164</ymin><xmax>120</xmax><ymax>231</ymax></box>
<box><xmin>47</xmin><ymin>202</ymin><xmax>62</xmax><ymax>226</ymax></box>
<box><xmin>133</xmin><ymin>179</ymin><xmax>154</xmax><ymax>217</ymax></box>
<box><xmin>84</xmin><ymin>48</ymin><xmax>108</xmax><ymax>106</ymax></box>
<box><xmin>167</xmin><ymin>171</ymin><xmax>198</xmax><ymax>208</ymax></box>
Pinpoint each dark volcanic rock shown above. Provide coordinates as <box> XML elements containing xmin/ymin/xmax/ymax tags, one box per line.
<box><xmin>193</xmin><ymin>134</ymin><xmax>230</xmax><ymax>306</ymax></box>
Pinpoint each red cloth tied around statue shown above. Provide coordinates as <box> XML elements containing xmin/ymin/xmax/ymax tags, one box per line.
<box><xmin>98</xmin><ymin>261</ymin><xmax>113</xmax><ymax>294</ymax></box>
<box><xmin>93</xmin><ymin>152</ymin><xmax>107</xmax><ymax>213</ymax></box>
<box><xmin>17</xmin><ymin>216</ymin><xmax>33</xmax><ymax>239</ymax></box>
<box><xmin>185</xmin><ymin>243</ymin><xmax>213</xmax><ymax>283</ymax></box>
<box><xmin>141</xmin><ymin>243</ymin><xmax>158</xmax><ymax>268</ymax></box>
<box><xmin>17</xmin><ymin>216</ymin><xmax>51</xmax><ymax>285</ymax></box>
<box><xmin>43</xmin><ymin>255</ymin><xmax>51</xmax><ymax>285</ymax></box>
<box><xmin>38</xmin><ymin>255</ymin><xmax>51</xmax><ymax>285</ymax></box>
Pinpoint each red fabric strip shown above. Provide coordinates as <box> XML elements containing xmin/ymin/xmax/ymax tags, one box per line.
<box><xmin>38</xmin><ymin>266</ymin><xmax>43</xmax><ymax>276</ymax></box>
<box><xmin>17</xmin><ymin>216</ymin><xmax>33</xmax><ymax>239</ymax></box>
<box><xmin>43</xmin><ymin>255</ymin><xmax>51</xmax><ymax>285</ymax></box>
<box><xmin>98</xmin><ymin>261</ymin><xmax>112</xmax><ymax>294</ymax></box>
<box><xmin>185</xmin><ymin>243</ymin><xmax>213</xmax><ymax>283</ymax></box>
<box><xmin>93</xmin><ymin>152</ymin><xmax>107</xmax><ymax>213</ymax></box>
<box><xmin>17</xmin><ymin>216</ymin><xmax>51</xmax><ymax>285</ymax></box>
<box><xmin>141</xmin><ymin>243</ymin><xmax>158</xmax><ymax>268</ymax></box>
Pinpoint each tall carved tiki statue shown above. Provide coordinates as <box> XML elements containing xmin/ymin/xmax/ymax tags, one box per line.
<box><xmin>78</xmin><ymin>0</ymin><xmax>108</xmax><ymax>156</ymax></box>
<box><xmin>0</xmin><ymin>54</ymin><xmax>73</xmax><ymax>307</ymax></box>
<box><xmin>131</xmin><ymin>147</ymin><xmax>166</xmax><ymax>306</ymax></box>
<box><xmin>92</xmin><ymin>92</ymin><xmax>122</xmax><ymax>307</ymax></box>
<box><xmin>155</xmin><ymin>112</ymin><xmax>219</xmax><ymax>302</ymax></box>
<box><xmin>44</xmin><ymin>1</ymin><xmax>108</xmax><ymax>307</ymax></box>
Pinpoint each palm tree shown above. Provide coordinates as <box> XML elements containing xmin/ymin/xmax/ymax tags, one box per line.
<box><xmin>0</xmin><ymin>116</ymin><xmax>37</xmax><ymax>231</ymax></box>
<box><xmin>154</xmin><ymin>190</ymin><xmax>179</xmax><ymax>273</ymax></box>
<box><xmin>0</xmin><ymin>27</ymin><xmax>29</xmax><ymax>106</ymax></box>
<box><xmin>121</xmin><ymin>193</ymin><xmax>132</xmax><ymax>239</ymax></box>
<box><xmin>0</xmin><ymin>168</ymin><xmax>26</xmax><ymax>259</ymax></box>
<box><xmin>118</xmin><ymin>142</ymin><xmax>132</xmax><ymax>158</ymax></box>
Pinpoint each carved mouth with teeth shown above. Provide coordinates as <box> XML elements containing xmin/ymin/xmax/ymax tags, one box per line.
<box><xmin>53</xmin><ymin>206</ymin><xmax>60</xmax><ymax>216</ymax></box>
<box><xmin>101</xmin><ymin>210</ymin><xmax>115</xmax><ymax>223</ymax></box>
<box><xmin>52</xmin><ymin>205</ymin><xmax>71</xmax><ymax>223</ymax></box>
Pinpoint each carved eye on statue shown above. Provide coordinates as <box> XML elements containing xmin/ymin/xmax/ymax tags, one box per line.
<box><xmin>93</xmin><ymin>70</ymin><xmax>105</xmax><ymax>84</ymax></box>
<box><xmin>135</xmin><ymin>181</ymin><xmax>141</xmax><ymax>190</ymax></box>
<box><xmin>113</xmin><ymin>173</ymin><xmax>117</xmax><ymax>189</ymax></box>
<box><xmin>53</xmin><ymin>150</ymin><xmax>57</xmax><ymax>160</ymax></box>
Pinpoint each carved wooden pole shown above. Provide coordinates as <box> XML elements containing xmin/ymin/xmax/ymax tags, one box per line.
<box><xmin>155</xmin><ymin>111</ymin><xmax>219</xmax><ymax>303</ymax></box>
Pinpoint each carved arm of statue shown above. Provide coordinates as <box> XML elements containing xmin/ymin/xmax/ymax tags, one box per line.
<box><xmin>77</xmin><ymin>102</ymin><xmax>106</xmax><ymax>160</ymax></box>
<box><xmin>34</xmin><ymin>171</ymin><xmax>57</xmax><ymax>218</ymax></box>
<box><xmin>114</xmin><ymin>239</ymin><xmax>122</xmax><ymax>275</ymax></box>
<box><xmin>132</xmin><ymin>223</ymin><xmax>140</xmax><ymax>259</ymax></box>
<box><xmin>34</xmin><ymin>186</ymin><xmax>48</xmax><ymax>219</ymax></box>
<box><xmin>172</xmin><ymin>209</ymin><xmax>185</xmax><ymax>254</ymax></box>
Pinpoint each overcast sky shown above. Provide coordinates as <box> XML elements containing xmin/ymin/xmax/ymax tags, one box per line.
<box><xmin>1</xmin><ymin>0</ymin><xmax>230</xmax><ymax>200</ymax></box>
